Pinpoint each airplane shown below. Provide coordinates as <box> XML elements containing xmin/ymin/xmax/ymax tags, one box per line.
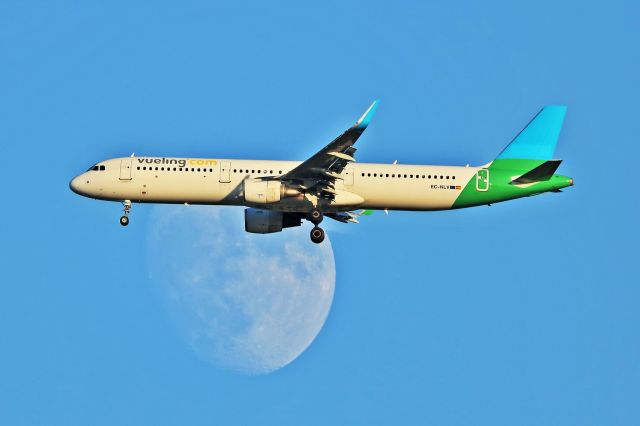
<box><xmin>69</xmin><ymin>101</ymin><xmax>573</xmax><ymax>243</ymax></box>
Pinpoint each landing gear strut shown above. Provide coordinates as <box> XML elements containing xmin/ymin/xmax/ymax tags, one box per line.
<box><xmin>310</xmin><ymin>226</ymin><xmax>325</xmax><ymax>244</ymax></box>
<box><xmin>120</xmin><ymin>200</ymin><xmax>132</xmax><ymax>226</ymax></box>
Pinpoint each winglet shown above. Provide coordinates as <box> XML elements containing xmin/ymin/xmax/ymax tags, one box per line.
<box><xmin>355</xmin><ymin>100</ymin><xmax>380</xmax><ymax>130</ymax></box>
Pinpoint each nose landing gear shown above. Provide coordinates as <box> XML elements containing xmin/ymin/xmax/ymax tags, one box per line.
<box><xmin>120</xmin><ymin>200</ymin><xmax>132</xmax><ymax>226</ymax></box>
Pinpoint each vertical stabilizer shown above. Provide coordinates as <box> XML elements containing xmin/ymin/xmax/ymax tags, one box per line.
<box><xmin>497</xmin><ymin>106</ymin><xmax>567</xmax><ymax>160</ymax></box>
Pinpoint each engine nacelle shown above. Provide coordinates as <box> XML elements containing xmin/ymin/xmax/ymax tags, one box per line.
<box><xmin>243</xmin><ymin>179</ymin><xmax>301</xmax><ymax>204</ymax></box>
<box><xmin>244</xmin><ymin>208</ymin><xmax>302</xmax><ymax>234</ymax></box>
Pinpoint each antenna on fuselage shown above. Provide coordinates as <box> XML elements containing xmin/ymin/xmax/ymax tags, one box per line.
<box><xmin>130</xmin><ymin>153</ymin><xmax>135</xmax><ymax>157</ymax></box>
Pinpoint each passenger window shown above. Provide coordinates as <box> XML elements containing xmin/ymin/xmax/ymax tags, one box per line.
<box><xmin>198</xmin><ymin>168</ymin><xmax>201</xmax><ymax>172</ymax></box>
<box><xmin>143</xmin><ymin>167</ymin><xmax>147</xmax><ymax>170</ymax></box>
<box><xmin>386</xmin><ymin>174</ymin><xmax>389</xmax><ymax>177</ymax></box>
<box><xmin>446</xmin><ymin>176</ymin><xmax>449</xmax><ymax>179</ymax></box>
<box><xmin>137</xmin><ymin>167</ymin><xmax>140</xmax><ymax>170</ymax></box>
<box><xmin>440</xmin><ymin>175</ymin><xmax>443</xmax><ymax>179</ymax></box>
<box><xmin>361</xmin><ymin>173</ymin><xmax>365</xmax><ymax>176</ymax></box>
<box><xmin>404</xmin><ymin>174</ymin><xmax>407</xmax><ymax>178</ymax></box>
<box><xmin>279</xmin><ymin>170</ymin><xmax>282</xmax><ymax>174</ymax></box>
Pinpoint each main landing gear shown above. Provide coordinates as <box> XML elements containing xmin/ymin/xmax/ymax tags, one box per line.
<box><xmin>120</xmin><ymin>200</ymin><xmax>132</xmax><ymax>226</ymax></box>
<box><xmin>310</xmin><ymin>226</ymin><xmax>325</xmax><ymax>244</ymax></box>
<box><xmin>308</xmin><ymin>208</ymin><xmax>323</xmax><ymax>225</ymax></box>
<box><xmin>308</xmin><ymin>208</ymin><xmax>325</xmax><ymax>244</ymax></box>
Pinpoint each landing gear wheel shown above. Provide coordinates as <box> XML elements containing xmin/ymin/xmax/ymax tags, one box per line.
<box><xmin>120</xmin><ymin>200</ymin><xmax>132</xmax><ymax>227</ymax></box>
<box><xmin>308</xmin><ymin>209</ymin><xmax>323</xmax><ymax>225</ymax></box>
<box><xmin>310</xmin><ymin>226</ymin><xmax>325</xmax><ymax>244</ymax></box>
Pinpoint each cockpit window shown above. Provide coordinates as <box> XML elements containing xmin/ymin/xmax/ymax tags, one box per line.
<box><xmin>87</xmin><ymin>164</ymin><xmax>106</xmax><ymax>171</ymax></box>
<box><xmin>100</xmin><ymin>165</ymin><xmax>106</xmax><ymax>171</ymax></box>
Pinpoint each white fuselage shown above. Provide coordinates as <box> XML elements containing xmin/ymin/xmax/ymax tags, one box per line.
<box><xmin>70</xmin><ymin>156</ymin><xmax>481</xmax><ymax>212</ymax></box>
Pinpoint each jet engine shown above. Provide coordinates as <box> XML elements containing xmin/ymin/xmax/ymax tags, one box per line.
<box><xmin>243</xmin><ymin>179</ymin><xmax>302</xmax><ymax>204</ymax></box>
<box><xmin>244</xmin><ymin>208</ymin><xmax>302</xmax><ymax>234</ymax></box>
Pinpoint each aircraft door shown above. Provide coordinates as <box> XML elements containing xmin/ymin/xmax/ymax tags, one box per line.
<box><xmin>475</xmin><ymin>168</ymin><xmax>489</xmax><ymax>192</ymax></box>
<box><xmin>119</xmin><ymin>159</ymin><xmax>132</xmax><ymax>180</ymax></box>
<box><xmin>344</xmin><ymin>165</ymin><xmax>354</xmax><ymax>186</ymax></box>
<box><xmin>219</xmin><ymin>161</ymin><xmax>231</xmax><ymax>183</ymax></box>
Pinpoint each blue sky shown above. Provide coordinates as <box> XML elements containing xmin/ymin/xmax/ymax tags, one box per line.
<box><xmin>1</xmin><ymin>1</ymin><xmax>639</xmax><ymax>424</ymax></box>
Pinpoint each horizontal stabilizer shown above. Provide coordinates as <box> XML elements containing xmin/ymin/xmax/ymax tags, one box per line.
<box><xmin>511</xmin><ymin>160</ymin><xmax>562</xmax><ymax>184</ymax></box>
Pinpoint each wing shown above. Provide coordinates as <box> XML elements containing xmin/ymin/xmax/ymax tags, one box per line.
<box><xmin>280</xmin><ymin>100</ymin><xmax>379</xmax><ymax>199</ymax></box>
<box><xmin>326</xmin><ymin>209</ymin><xmax>374</xmax><ymax>224</ymax></box>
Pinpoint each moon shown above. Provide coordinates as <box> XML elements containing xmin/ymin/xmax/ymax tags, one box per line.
<box><xmin>146</xmin><ymin>205</ymin><xmax>336</xmax><ymax>375</ymax></box>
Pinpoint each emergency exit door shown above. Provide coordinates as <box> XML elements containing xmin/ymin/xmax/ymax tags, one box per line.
<box><xmin>219</xmin><ymin>161</ymin><xmax>231</xmax><ymax>183</ymax></box>
<box><xmin>343</xmin><ymin>165</ymin><xmax>354</xmax><ymax>186</ymax></box>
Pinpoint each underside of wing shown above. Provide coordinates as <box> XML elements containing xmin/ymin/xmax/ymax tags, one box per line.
<box><xmin>280</xmin><ymin>100</ymin><xmax>379</xmax><ymax>200</ymax></box>
<box><xmin>326</xmin><ymin>209</ymin><xmax>375</xmax><ymax>224</ymax></box>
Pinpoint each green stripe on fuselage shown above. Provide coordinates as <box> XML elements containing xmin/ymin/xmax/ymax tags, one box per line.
<box><xmin>452</xmin><ymin>159</ymin><xmax>573</xmax><ymax>209</ymax></box>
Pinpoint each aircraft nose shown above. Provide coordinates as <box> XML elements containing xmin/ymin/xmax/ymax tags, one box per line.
<box><xmin>69</xmin><ymin>176</ymin><xmax>82</xmax><ymax>194</ymax></box>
